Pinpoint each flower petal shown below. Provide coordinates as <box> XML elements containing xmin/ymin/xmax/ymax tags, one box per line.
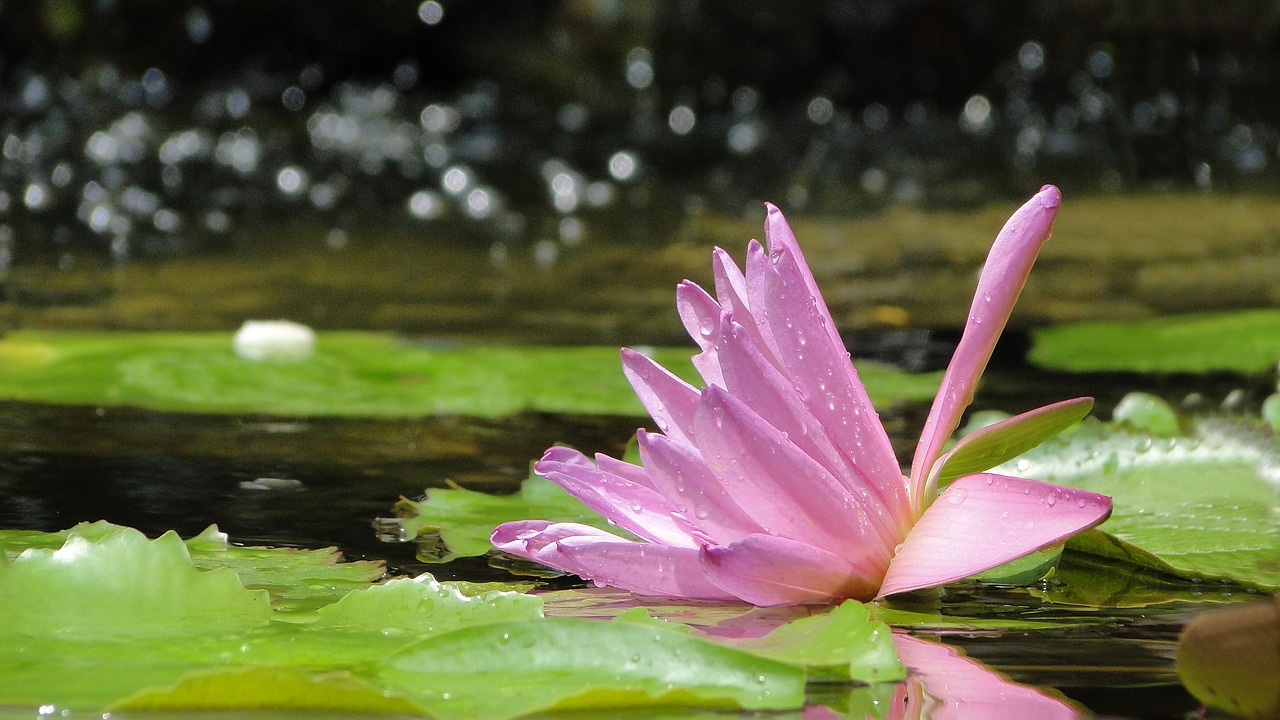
<box><xmin>621</xmin><ymin>347</ymin><xmax>700</xmax><ymax>445</ymax></box>
<box><xmin>877</xmin><ymin>472</ymin><xmax>1111</xmax><ymax>598</ymax></box>
<box><xmin>910</xmin><ymin>185</ymin><xmax>1062</xmax><ymax>509</ymax></box>
<box><xmin>756</xmin><ymin>220</ymin><xmax>905</xmax><ymax>514</ymax></box>
<box><xmin>492</xmin><ymin>520</ymin><xmax>733</xmax><ymax>599</ymax></box>
<box><xmin>712</xmin><ymin>244</ymin><xmax>776</xmax><ymax>360</ymax></box>
<box><xmin>700</xmin><ymin>533</ymin><xmax>882</xmax><ymax>605</ymax></box>
<box><xmin>691</xmin><ymin>386</ymin><xmax>889</xmax><ymax>561</ymax></box>
<box><xmin>714</xmin><ymin>316</ymin><xmax>909</xmax><ymax>545</ymax></box>
<box><xmin>676</xmin><ymin>280</ymin><xmax>726</xmax><ymax>387</ymax></box>
<box><xmin>635</xmin><ymin>429</ymin><xmax>764</xmax><ymax>544</ymax></box>
<box><xmin>764</xmin><ymin>203</ymin><xmax>845</xmax><ymax>352</ymax></box>
<box><xmin>535</xmin><ymin>447</ymin><xmax>696</xmax><ymax>548</ymax></box>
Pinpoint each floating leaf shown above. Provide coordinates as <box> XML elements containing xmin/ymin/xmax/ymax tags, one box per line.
<box><xmin>727</xmin><ymin>601</ymin><xmax>905</xmax><ymax>684</ymax></box>
<box><xmin>390</xmin><ymin>473</ymin><xmax>611</xmax><ymax>560</ymax></box>
<box><xmin>995</xmin><ymin>418</ymin><xmax>1280</xmax><ymax>590</ymax></box>
<box><xmin>309</xmin><ymin>574</ymin><xmax>542</xmax><ymax>631</ymax></box>
<box><xmin>0</xmin><ymin>525</ymin><xmax>816</xmax><ymax>717</ymax></box>
<box><xmin>112</xmin><ymin>667</ymin><xmax>424</xmax><ymax>714</ymax></box>
<box><xmin>1029</xmin><ymin>308</ymin><xmax>1280</xmax><ymax>373</ymax></box>
<box><xmin>0</xmin><ymin>527</ymin><xmax>272</xmax><ymax>636</ymax></box>
<box><xmin>0</xmin><ymin>331</ymin><xmax>938</xmax><ymax>418</ymax></box>
<box><xmin>0</xmin><ymin>522</ymin><xmax>386</xmax><ymax>613</ymax></box>
<box><xmin>378</xmin><ymin>617</ymin><xmax>806</xmax><ymax>720</ymax></box>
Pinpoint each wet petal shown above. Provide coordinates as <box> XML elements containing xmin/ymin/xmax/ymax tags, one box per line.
<box><xmin>676</xmin><ymin>280</ymin><xmax>726</xmax><ymax>387</ymax></box>
<box><xmin>635</xmin><ymin>429</ymin><xmax>764</xmax><ymax>544</ymax></box>
<box><xmin>742</xmin><ymin>238</ymin><xmax>783</xmax><ymax>364</ymax></box>
<box><xmin>621</xmin><ymin>348</ymin><xmax>700</xmax><ymax>445</ymax></box>
<box><xmin>757</xmin><ymin>229</ymin><xmax>905</xmax><ymax>513</ymax></box>
<box><xmin>878</xmin><ymin>472</ymin><xmax>1111</xmax><ymax>598</ymax></box>
<box><xmin>764</xmin><ymin>204</ymin><xmax>845</xmax><ymax>351</ymax></box>
<box><xmin>691</xmin><ymin>386</ymin><xmax>885</xmax><ymax>558</ymax></box>
<box><xmin>535</xmin><ymin>447</ymin><xmax>696</xmax><ymax>548</ymax></box>
<box><xmin>701</xmin><ymin>533</ymin><xmax>882</xmax><ymax>605</ymax></box>
<box><xmin>910</xmin><ymin>186</ymin><xmax>1062</xmax><ymax>509</ymax></box>
<box><xmin>594</xmin><ymin>452</ymin><xmax>655</xmax><ymax>490</ymax></box>
<box><xmin>492</xmin><ymin>520</ymin><xmax>733</xmax><ymax>599</ymax></box>
<box><xmin>712</xmin><ymin>245</ymin><xmax>775</xmax><ymax>359</ymax></box>
<box><xmin>715</xmin><ymin>317</ymin><xmax>908</xmax><ymax>545</ymax></box>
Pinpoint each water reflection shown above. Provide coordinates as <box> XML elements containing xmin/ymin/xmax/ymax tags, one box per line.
<box><xmin>802</xmin><ymin>633</ymin><xmax>1082</xmax><ymax>720</ymax></box>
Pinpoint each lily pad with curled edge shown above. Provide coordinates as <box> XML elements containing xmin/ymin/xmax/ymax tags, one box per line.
<box><xmin>0</xmin><ymin>330</ymin><xmax>940</xmax><ymax>418</ymax></box>
<box><xmin>992</xmin><ymin>416</ymin><xmax>1280</xmax><ymax>591</ymax></box>
<box><xmin>0</xmin><ymin>521</ymin><xmax>386</xmax><ymax>613</ymax></box>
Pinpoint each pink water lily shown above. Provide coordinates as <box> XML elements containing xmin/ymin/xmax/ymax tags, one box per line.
<box><xmin>493</xmin><ymin>185</ymin><xmax>1111</xmax><ymax>605</ymax></box>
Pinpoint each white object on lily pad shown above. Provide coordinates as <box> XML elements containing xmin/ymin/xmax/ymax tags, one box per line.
<box><xmin>233</xmin><ymin>320</ymin><xmax>316</xmax><ymax>361</ymax></box>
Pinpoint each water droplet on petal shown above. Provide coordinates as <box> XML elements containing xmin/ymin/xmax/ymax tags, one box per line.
<box><xmin>947</xmin><ymin>490</ymin><xmax>967</xmax><ymax>505</ymax></box>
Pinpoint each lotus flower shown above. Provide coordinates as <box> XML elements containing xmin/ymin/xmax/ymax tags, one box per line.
<box><xmin>493</xmin><ymin>185</ymin><xmax>1111</xmax><ymax>605</ymax></box>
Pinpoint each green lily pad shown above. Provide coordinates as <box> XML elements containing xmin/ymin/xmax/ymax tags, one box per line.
<box><xmin>727</xmin><ymin>601</ymin><xmax>905</xmax><ymax>684</ymax></box>
<box><xmin>378</xmin><ymin>616</ymin><xmax>806</xmax><ymax>720</ymax></box>
<box><xmin>0</xmin><ymin>521</ymin><xmax>387</xmax><ymax>613</ymax></box>
<box><xmin>0</xmin><ymin>525</ymin><xmax>817</xmax><ymax>718</ymax></box>
<box><xmin>390</xmin><ymin>473</ymin><xmax>615</xmax><ymax>560</ymax></box>
<box><xmin>995</xmin><ymin>417</ymin><xmax>1280</xmax><ymax>590</ymax></box>
<box><xmin>112</xmin><ymin>666</ymin><xmax>425</xmax><ymax>714</ymax></box>
<box><xmin>0</xmin><ymin>330</ymin><xmax>940</xmax><ymax>418</ymax></box>
<box><xmin>1029</xmin><ymin>308</ymin><xmax>1280</xmax><ymax>373</ymax></box>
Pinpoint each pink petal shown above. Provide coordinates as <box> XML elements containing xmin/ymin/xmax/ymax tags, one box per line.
<box><xmin>714</xmin><ymin>317</ymin><xmax>910</xmax><ymax>544</ymax></box>
<box><xmin>712</xmin><ymin>245</ymin><xmax>775</xmax><ymax>361</ymax></box>
<box><xmin>756</xmin><ymin>226</ymin><xmax>906</xmax><ymax>514</ymax></box>
<box><xmin>892</xmin><ymin>633</ymin><xmax>1084</xmax><ymax>720</ymax></box>
<box><xmin>676</xmin><ymin>280</ymin><xmax>726</xmax><ymax>387</ymax></box>
<box><xmin>910</xmin><ymin>186</ymin><xmax>1062</xmax><ymax>509</ymax></box>
<box><xmin>742</xmin><ymin>238</ymin><xmax>784</xmax><ymax>364</ymax></box>
<box><xmin>877</xmin><ymin>472</ymin><xmax>1111</xmax><ymax>598</ymax></box>
<box><xmin>594</xmin><ymin>452</ymin><xmax>655</xmax><ymax>490</ymax></box>
<box><xmin>535</xmin><ymin>447</ymin><xmax>697</xmax><ymax>548</ymax></box>
<box><xmin>635</xmin><ymin>429</ymin><xmax>764</xmax><ymax>544</ymax></box>
<box><xmin>764</xmin><ymin>203</ymin><xmax>845</xmax><ymax>351</ymax></box>
<box><xmin>691</xmin><ymin>386</ymin><xmax>891</xmax><ymax>562</ymax></box>
<box><xmin>620</xmin><ymin>348</ymin><xmax>700</xmax><ymax>445</ymax></box>
<box><xmin>492</xmin><ymin>520</ymin><xmax>733</xmax><ymax>599</ymax></box>
<box><xmin>700</xmin><ymin>533</ymin><xmax>882</xmax><ymax>605</ymax></box>
<box><xmin>711</xmin><ymin>247</ymin><xmax>750</xmax><ymax>316</ymax></box>
<box><xmin>676</xmin><ymin>279</ymin><xmax>722</xmax><ymax>351</ymax></box>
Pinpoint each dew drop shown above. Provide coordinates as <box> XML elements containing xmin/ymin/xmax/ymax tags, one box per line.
<box><xmin>947</xmin><ymin>490</ymin><xmax>967</xmax><ymax>505</ymax></box>
<box><xmin>694</xmin><ymin>505</ymin><xmax>710</xmax><ymax>520</ymax></box>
